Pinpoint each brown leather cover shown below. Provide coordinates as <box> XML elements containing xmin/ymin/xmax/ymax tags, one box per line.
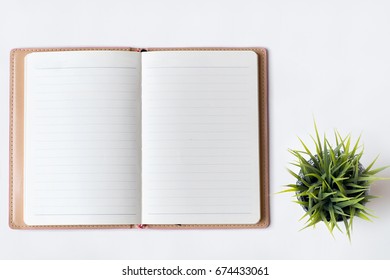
<box><xmin>9</xmin><ymin>47</ymin><xmax>269</xmax><ymax>229</ymax></box>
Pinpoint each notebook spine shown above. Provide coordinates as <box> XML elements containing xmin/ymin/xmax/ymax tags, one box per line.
<box><xmin>136</xmin><ymin>47</ymin><xmax>146</xmax><ymax>230</ymax></box>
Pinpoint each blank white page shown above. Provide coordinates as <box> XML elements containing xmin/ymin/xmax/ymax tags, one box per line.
<box><xmin>24</xmin><ymin>51</ymin><xmax>142</xmax><ymax>225</ymax></box>
<box><xmin>141</xmin><ymin>51</ymin><xmax>260</xmax><ymax>224</ymax></box>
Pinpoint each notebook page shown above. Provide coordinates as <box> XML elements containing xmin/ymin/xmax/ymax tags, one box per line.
<box><xmin>141</xmin><ymin>51</ymin><xmax>260</xmax><ymax>224</ymax></box>
<box><xmin>24</xmin><ymin>51</ymin><xmax>141</xmax><ymax>225</ymax></box>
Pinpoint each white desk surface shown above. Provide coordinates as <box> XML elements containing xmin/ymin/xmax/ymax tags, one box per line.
<box><xmin>1</xmin><ymin>0</ymin><xmax>390</xmax><ymax>259</ymax></box>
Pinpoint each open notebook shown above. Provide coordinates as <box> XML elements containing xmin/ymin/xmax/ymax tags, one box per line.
<box><xmin>9</xmin><ymin>47</ymin><xmax>269</xmax><ymax>229</ymax></box>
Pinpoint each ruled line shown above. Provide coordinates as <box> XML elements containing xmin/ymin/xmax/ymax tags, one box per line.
<box><xmin>147</xmin><ymin>212</ymin><xmax>251</xmax><ymax>215</ymax></box>
<box><xmin>34</xmin><ymin>213</ymin><xmax>137</xmax><ymax>216</ymax></box>
<box><xmin>146</xmin><ymin>66</ymin><xmax>249</xmax><ymax>69</ymax></box>
<box><xmin>36</xmin><ymin>66</ymin><xmax>137</xmax><ymax>70</ymax></box>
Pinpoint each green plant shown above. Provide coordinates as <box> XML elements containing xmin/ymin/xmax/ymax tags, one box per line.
<box><xmin>283</xmin><ymin>123</ymin><xmax>387</xmax><ymax>240</ymax></box>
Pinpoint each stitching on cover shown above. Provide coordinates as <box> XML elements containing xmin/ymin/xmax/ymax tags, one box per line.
<box><xmin>13</xmin><ymin>47</ymin><xmax>132</xmax><ymax>52</ymax></box>
<box><xmin>10</xmin><ymin>49</ymin><xmax>15</xmax><ymax>228</ymax></box>
<box><xmin>149</xmin><ymin>47</ymin><xmax>263</xmax><ymax>52</ymax></box>
<box><xmin>264</xmin><ymin>49</ymin><xmax>270</xmax><ymax>227</ymax></box>
<box><xmin>259</xmin><ymin>49</ymin><xmax>268</xmax><ymax>228</ymax></box>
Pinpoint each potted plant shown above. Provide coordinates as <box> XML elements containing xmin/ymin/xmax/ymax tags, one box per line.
<box><xmin>283</xmin><ymin>123</ymin><xmax>387</xmax><ymax>240</ymax></box>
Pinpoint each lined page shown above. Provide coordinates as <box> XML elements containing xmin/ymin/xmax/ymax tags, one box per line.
<box><xmin>24</xmin><ymin>51</ymin><xmax>141</xmax><ymax>225</ymax></box>
<box><xmin>141</xmin><ymin>51</ymin><xmax>260</xmax><ymax>224</ymax></box>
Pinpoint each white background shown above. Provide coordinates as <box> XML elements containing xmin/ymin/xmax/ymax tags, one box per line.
<box><xmin>1</xmin><ymin>0</ymin><xmax>390</xmax><ymax>259</ymax></box>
